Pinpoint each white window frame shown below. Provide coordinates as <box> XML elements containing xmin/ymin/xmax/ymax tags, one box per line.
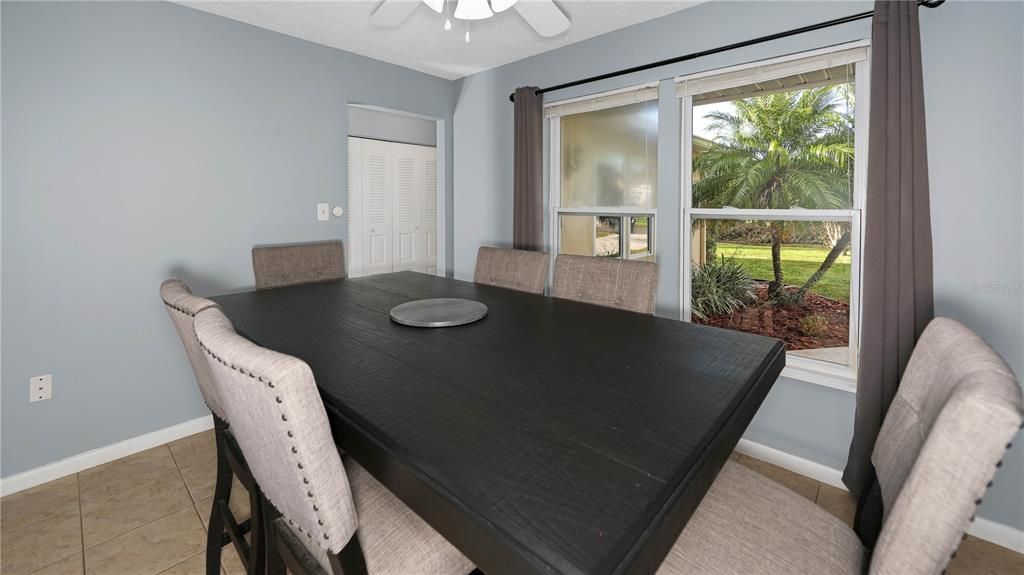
<box><xmin>678</xmin><ymin>41</ymin><xmax>870</xmax><ymax>393</ymax></box>
<box><xmin>547</xmin><ymin>86</ymin><xmax>660</xmax><ymax>273</ymax></box>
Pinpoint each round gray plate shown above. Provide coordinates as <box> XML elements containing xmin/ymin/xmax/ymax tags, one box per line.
<box><xmin>389</xmin><ymin>298</ymin><xmax>488</xmax><ymax>328</ymax></box>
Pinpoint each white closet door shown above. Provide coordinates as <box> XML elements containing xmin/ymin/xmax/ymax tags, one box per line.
<box><xmin>392</xmin><ymin>144</ymin><xmax>421</xmax><ymax>273</ymax></box>
<box><xmin>420</xmin><ymin>146</ymin><xmax>439</xmax><ymax>275</ymax></box>
<box><xmin>361</xmin><ymin>139</ymin><xmax>394</xmax><ymax>277</ymax></box>
<box><xmin>347</xmin><ymin>137</ymin><xmax>438</xmax><ymax>278</ymax></box>
<box><xmin>347</xmin><ymin>137</ymin><xmax>364</xmax><ymax>277</ymax></box>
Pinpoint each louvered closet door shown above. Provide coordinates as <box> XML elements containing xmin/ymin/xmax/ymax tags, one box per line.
<box><xmin>392</xmin><ymin>145</ymin><xmax>421</xmax><ymax>273</ymax></box>
<box><xmin>347</xmin><ymin>138</ymin><xmax>437</xmax><ymax>277</ymax></box>
<box><xmin>361</xmin><ymin>138</ymin><xmax>394</xmax><ymax>277</ymax></box>
<box><xmin>419</xmin><ymin>146</ymin><xmax>438</xmax><ymax>275</ymax></box>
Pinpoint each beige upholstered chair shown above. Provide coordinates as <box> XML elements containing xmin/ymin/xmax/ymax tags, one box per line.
<box><xmin>252</xmin><ymin>240</ymin><xmax>345</xmax><ymax>290</ymax></box>
<box><xmin>160</xmin><ymin>280</ymin><xmax>262</xmax><ymax>574</ymax></box>
<box><xmin>658</xmin><ymin>317</ymin><xmax>1022</xmax><ymax>575</ymax></box>
<box><xmin>474</xmin><ymin>246</ymin><xmax>549</xmax><ymax>295</ymax></box>
<box><xmin>551</xmin><ymin>255</ymin><xmax>657</xmax><ymax>314</ymax></box>
<box><xmin>194</xmin><ymin>307</ymin><xmax>475</xmax><ymax>575</ymax></box>
<box><xmin>160</xmin><ymin>280</ymin><xmax>223</xmax><ymax>417</ymax></box>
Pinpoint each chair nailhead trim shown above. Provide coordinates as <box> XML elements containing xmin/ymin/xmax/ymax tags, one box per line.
<box><xmin>197</xmin><ymin>333</ymin><xmax>333</xmax><ymax>551</ymax></box>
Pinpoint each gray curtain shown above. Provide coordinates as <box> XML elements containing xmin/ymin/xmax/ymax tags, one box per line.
<box><xmin>513</xmin><ymin>86</ymin><xmax>544</xmax><ymax>251</ymax></box>
<box><xmin>844</xmin><ymin>0</ymin><xmax>934</xmax><ymax>497</ymax></box>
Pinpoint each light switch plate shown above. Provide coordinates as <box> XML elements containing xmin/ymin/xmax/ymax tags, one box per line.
<box><xmin>30</xmin><ymin>374</ymin><xmax>52</xmax><ymax>403</ymax></box>
<box><xmin>317</xmin><ymin>203</ymin><xmax>330</xmax><ymax>222</ymax></box>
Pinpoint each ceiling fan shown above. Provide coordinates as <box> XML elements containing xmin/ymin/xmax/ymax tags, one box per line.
<box><xmin>371</xmin><ymin>0</ymin><xmax>570</xmax><ymax>41</ymax></box>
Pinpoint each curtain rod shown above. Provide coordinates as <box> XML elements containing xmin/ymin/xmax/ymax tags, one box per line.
<box><xmin>509</xmin><ymin>0</ymin><xmax>944</xmax><ymax>102</ymax></box>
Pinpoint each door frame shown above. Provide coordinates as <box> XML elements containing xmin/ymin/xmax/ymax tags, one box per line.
<box><xmin>347</xmin><ymin>103</ymin><xmax>447</xmax><ymax>278</ymax></box>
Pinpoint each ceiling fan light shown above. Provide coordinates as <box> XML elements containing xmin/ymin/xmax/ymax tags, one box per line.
<box><xmin>453</xmin><ymin>0</ymin><xmax>492</xmax><ymax>21</ymax></box>
<box><xmin>490</xmin><ymin>0</ymin><xmax>518</xmax><ymax>12</ymax></box>
<box><xmin>422</xmin><ymin>0</ymin><xmax>444</xmax><ymax>13</ymax></box>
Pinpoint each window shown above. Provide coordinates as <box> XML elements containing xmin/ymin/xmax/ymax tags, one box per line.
<box><xmin>549</xmin><ymin>88</ymin><xmax>658</xmax><ymax>263</ymax></box>
<box><xmin>680</xmin><ymin>45</ymin><xmax>868</xmax><ymax>385</ymax></box>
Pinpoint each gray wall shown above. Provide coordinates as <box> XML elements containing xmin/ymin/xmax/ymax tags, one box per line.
<box><xmin>348</xmin><ymin>106</ymin><xmax>438</xmax><ymax>147</ymax></box>
<box><xmin>452</xmin><ymin>0</ymin><xmax>1024</xmax><ymax>530</ymax></box>
<box><xmin>1</xmin><ymin>1</ymin><xmax>455</xmax><ymax>475</ymax></box>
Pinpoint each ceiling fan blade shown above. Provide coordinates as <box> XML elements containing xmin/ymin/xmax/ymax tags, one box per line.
<box><xmin>513</xmin><ymin>0</ymin><xmax>570</xmax><ymax>37</ymax></box>
<box><xmin>370</xmin><ymin>0</ymin><xmax>421</xmax><ymax>27</ymax></box>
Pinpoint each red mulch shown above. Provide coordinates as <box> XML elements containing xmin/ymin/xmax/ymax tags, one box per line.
<box><xmin>694</xmin><ymin>283</ymin><xmax>849</xmax><ymax>350</ymax></box>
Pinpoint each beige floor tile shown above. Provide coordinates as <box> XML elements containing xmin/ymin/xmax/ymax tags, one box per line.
<box><xmin>815</xmin><ymin>483</ymin><xmax>857</xmax><ymax>527</ymax></box>
<box><xmin>948</xmin><ymin>535</ymin><xmax>1024</xmax><ymax>574</ymax></box>
<box><xmin>156</xmin><ymin>552</ymin><xmax>209</xmax><ymax>575</ymax></box>
<box><xmin>168</xmin><ymin>431</ymin><xmax>217</xmax><ymax>472</ymax></box>
<box><xmin>1</xmin><ymin>508</ymin><xmax>82</xmax><ymax>574</ymax></box>
<box><xmin>220</xmin><ymin>543</ymin><xmax>246</xmax><ymax>575</ymax></box>
<box><xmin>178</xmin><ymin>460</ymin><xmax>217</xmax><ymax>503</ymax></box>
<box><xmin>195</xmin><ymin>479</ymin><xmax>251</xmax><ymax>532</ymax></box>
<box><xmin>79</xmin><ymin>447</ymin><xmax>178</xmax><ymax>503</ymax></box>
<box><xmin>84</xmin><ymin>506</ymin><xmax>205</xmax><ymax>575</ymax></box>
<box><xmin>82</xmin><ymin>471</ymin><xmax>193</xmax><ymax>548</ymax></box>
<box><xmin>1</xmin><ymin>475</ymin><xmax>79</xmax><ymax>534</ymax></box>
<box><xmin>30</xmin><ymin>553</ymin><xmax>84</xmax><ymax>575</ymax></box>
<box><xmin>736</xmin><ymin>455</ymin><xmax>820</xmax><ymax>501</ymax></box>
<box><xmin>728</xmin><ymin>451</ymin><xmax>740</xmax><ymax>462</ymax></box>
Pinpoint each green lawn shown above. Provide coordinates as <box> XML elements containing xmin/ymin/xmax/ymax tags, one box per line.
<box><xmin>714</xmin><ymin>242</ymin><xmax>851</xmax><ymax>302</ymax></box>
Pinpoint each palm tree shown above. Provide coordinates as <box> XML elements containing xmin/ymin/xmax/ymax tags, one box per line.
<box><xmin>693</xmin><ymin>86</ymin><xmax>853</xmax><ymax>301</ymax></box>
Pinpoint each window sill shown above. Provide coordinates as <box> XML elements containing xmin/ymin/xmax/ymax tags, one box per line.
<box><xmin>781</xmin><ymin>355</ymin><xmax>857</xmax><ymax>393</ymax></box>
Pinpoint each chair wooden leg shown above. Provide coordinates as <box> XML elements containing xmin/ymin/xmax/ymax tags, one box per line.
<box><xmin>207</xmin><ymin>419</ymin><xmax>234</xmax><ymax>575</ymax></box>
<box><xmin>263</xmin><ymin>497</ymin><xmax>288</xmax><ymax>575</ymax></box>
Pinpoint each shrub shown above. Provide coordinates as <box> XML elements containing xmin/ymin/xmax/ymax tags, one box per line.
<box><xmin>691</xmin><ymin>256</ymin><xmax>756</xmax><ymax>320</ymax></box>
<box><xmin>705</xmin><ymin>238</ymin><xmax>717</xmax><ymax>262</ymax></box>
<box><xmin>799</xmin><ymin>314</ymin><xmax>829</xmax><ymax>337</ymax></box>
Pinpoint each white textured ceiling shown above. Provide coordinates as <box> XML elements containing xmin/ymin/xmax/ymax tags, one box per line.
<box><xmin>177</xmin><ymin>1</ymin><xmax>707</xmax><ymax>79</ymax></box>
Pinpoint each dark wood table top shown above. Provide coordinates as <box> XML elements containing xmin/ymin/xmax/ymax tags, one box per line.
<box><xmin>212</xmin><ymin>272</ymin><xmax>785</xmax><ymax>575</ymax></box>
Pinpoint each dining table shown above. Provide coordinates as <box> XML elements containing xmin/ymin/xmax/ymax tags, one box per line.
<box><xmin>211</xmin><ymin>271</ymin><xmax>785</xmax><ymax>575</ymax></box>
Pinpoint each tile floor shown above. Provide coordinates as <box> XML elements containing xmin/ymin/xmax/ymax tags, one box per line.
<box><xmin>2</xmin><ymin>430</ymin><xmax>1022</xmax><ymax>574</ymax></box>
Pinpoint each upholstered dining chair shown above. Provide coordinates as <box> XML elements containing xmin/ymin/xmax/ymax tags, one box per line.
<box><xmin>252</xmin><ymin>240</ymin><xmax>346</xmax><ymax>290</ymax></box>
<box><xmin>551</xmin><ymin>255</ymin><xmax>657</xmax><ymax>314</ymax></box>
<box><xmin>160</xmin><ymin>280</ymin><xmax>264</xmax><ymax>575</ymax></box>
<box><xmin>473</xmin><ymin>246</ymin><xmax>549</xmax><ymax>295</ymax></box>
<box><xmin>657</xmin><ymin>317</ymin><xmax>1022</xmax><ymax>575</ymax></box>
<box><xmin>193</xmin><ymin>306</ymin><xmax>476</xmax><ymax>575</ymax></box>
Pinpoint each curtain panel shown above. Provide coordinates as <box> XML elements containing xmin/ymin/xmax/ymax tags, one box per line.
<box><xmin>513</xmin><ymin>86</ymin><xmax>544</xmax><ymax>251</ymax></box>
<box><xmin>844</xmin><ymin>0</ymin><xmax>935</xmax><ymax>507</ymax></box>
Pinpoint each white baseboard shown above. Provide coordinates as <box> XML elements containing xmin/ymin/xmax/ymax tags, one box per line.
<box><xmin>968</xmin><ymin>517</ymin><xmax>1024</xmax><ymax>555</ymax></box>
<box><xmin>1</xmin><ymin>415</ymin><xmax>214</xmax><ymax>497</ymax></box>
<box><xmin>735</xmin><ymin>438</ymin><xmax>847</xmax><ymax>490</ymax></box>
<box><xmin>735</xmin><ymin>438</ymin><xmax>1024</xmax><ymax>554</ymax></box>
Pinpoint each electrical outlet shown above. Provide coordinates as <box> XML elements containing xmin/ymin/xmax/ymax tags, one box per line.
<box><xmin>30</xmin><ymin>374</ymin><xmax>53</xmax><ymax>403</ymax></box>
<box><xmin>317</xmin><ymin>203</ymin><xmax>330</xmax><ymax>222</ymax></box>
